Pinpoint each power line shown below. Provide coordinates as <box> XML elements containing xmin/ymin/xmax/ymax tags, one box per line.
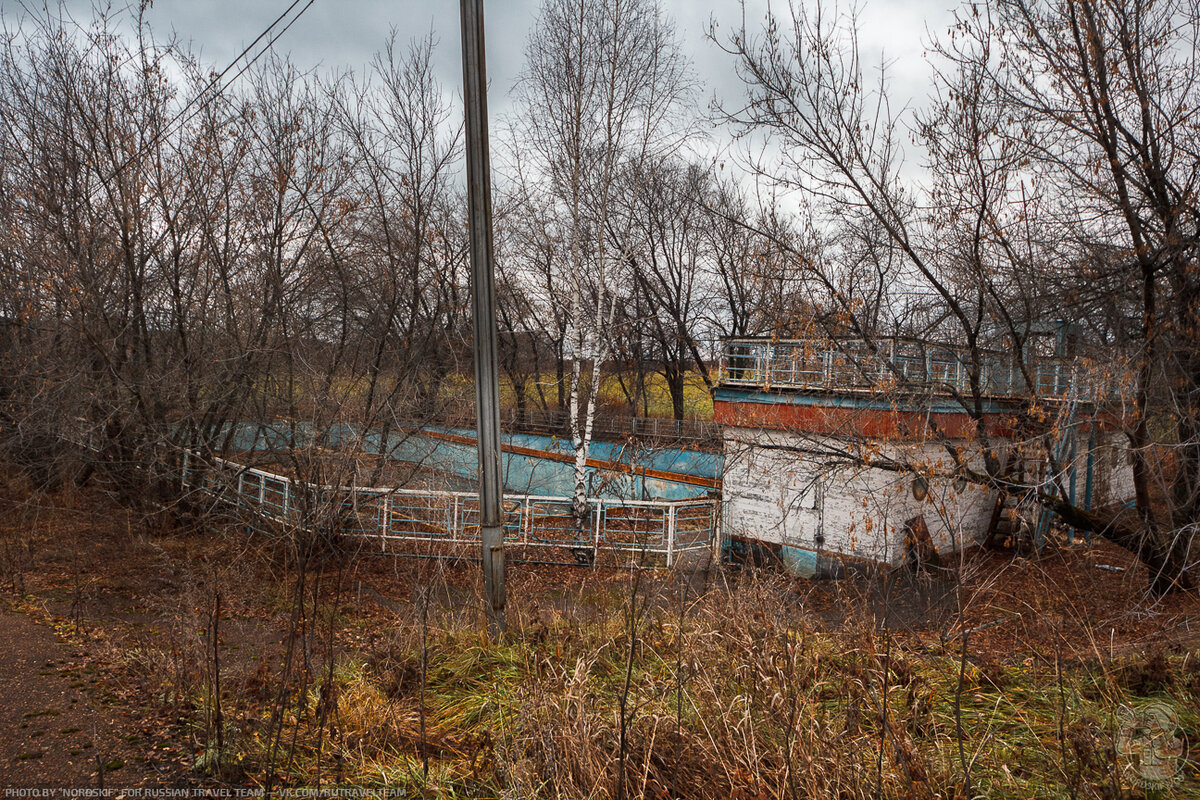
<box><xmin>156</xmin><ymin>0</ymin><xmax>309</xmax><ymax>138</ymax></box>
<box><xmin>94</xmin><ymin>0</ymin><xmax>316</xmax><ymax>191</ymax></box>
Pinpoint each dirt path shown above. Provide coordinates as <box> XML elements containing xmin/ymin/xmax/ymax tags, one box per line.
<box><xmin>0</xmin><ymin>610</ymin><xmax>191</xmax><ymax>790</ymax></box>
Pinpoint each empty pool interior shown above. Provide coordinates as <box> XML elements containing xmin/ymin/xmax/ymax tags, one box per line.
<box><xmin>223</xmin><ymin>422</ymin><xmax>720</xmax><ymax>501</ymax></box>
<box><xmin>188</xmin><ymin>424</ymin><xmax>722</xmax><ymax>566</ymax></box>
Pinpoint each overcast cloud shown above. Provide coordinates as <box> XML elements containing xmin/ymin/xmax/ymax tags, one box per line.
<box><xmin>2</xmin><ymin>0</ymin><xmax>960</xmax><ymax>123</ymax></box>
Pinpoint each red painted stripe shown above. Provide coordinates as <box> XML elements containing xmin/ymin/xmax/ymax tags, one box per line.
<box><xmin>713</xmin><ymin>399</ymin><xmax>1017</xmax><ymax>439</ymax></box>
<box><xmin>418</xmin><ymin>428</ymin><xmax>721</xmax><ymax>490</ymax></box>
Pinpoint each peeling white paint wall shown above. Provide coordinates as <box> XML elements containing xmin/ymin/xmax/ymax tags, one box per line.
<box><xmin>722</xmin><ymin>423</ymin><xmax>1136</xmax><ymax>568</ymax></box>
<box><xmin>722</xmin><ymin>426</ymin><xmax>994</xmax><ymax>566</ymax></box>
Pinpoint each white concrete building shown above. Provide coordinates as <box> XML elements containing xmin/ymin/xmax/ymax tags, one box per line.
<box><xmin>714</xmin><ymin>338</ymin><xmax>1134</xmax><ymax>576</ymax></box>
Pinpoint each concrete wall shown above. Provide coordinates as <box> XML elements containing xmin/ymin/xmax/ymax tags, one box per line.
<box><xmin>997</xmin><ymin>425</ymin><xmax>1134</xmax><ymax>511</ymax></box>
<box><xmin>1087</xmin><ymin>429</ymin><xmax>1135</xmax><ymax>507</ymax></box>
<box><xmin>722</xmin><ymin>426</ymin><xmax>995</xmax><ymax>571</ymax></box>
<box><xmin>721</xmin><ymin>423</ymin><xmax>1136</xmax><ymax>575</ymax></box>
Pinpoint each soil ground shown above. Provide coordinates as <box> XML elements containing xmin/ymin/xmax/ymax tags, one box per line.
<box><xmin>0</xmin><ymin>610</ymin><xmax>197</xmax><ymax>789</ymax></box>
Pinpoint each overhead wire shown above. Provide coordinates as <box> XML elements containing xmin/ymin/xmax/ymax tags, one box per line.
<box><xmin>95</xmin><ymin>0</ymin><xmax>317</xmax><ymax>191</ymax></box>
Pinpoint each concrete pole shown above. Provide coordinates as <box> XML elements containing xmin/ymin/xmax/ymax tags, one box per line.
<box><xmin>460</xmin><ymin>0</ymin><xmax>506</xmax><ymax>637</ymax></box>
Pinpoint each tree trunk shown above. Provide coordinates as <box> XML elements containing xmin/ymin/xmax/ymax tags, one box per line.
<box><xmin>666</xmin><ymin>366</ymin><xmax>685</xmax><ymax>421</ymax></box>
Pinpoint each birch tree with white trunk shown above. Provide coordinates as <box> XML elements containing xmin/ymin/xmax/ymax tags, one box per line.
<box><xmin>511</xmin><ymin>0</ymin><xmax>694</xmax><ymax>520</ymax></box>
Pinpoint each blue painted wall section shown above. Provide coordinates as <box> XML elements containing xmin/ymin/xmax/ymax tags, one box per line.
<box><xmin>222</xmin><ymin>421</ymin><xmax>720</xmax><ymax>502</ymax></box>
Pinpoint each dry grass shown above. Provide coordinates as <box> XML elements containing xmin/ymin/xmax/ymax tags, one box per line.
<box><xmin>2</xmin><ymin>475</ymin><xmax>1199</xmax><ymax>797</ymax></box>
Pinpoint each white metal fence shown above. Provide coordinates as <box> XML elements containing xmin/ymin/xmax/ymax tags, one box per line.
<box><xmin>181</xmin><ymin>452</ymin><xmax>717</xmax><ymax>567</ymax></box>
<box><xmin>719</xmin><ymin>338</ymin><xmax>1107</xmax><ymax>401</ymax></box>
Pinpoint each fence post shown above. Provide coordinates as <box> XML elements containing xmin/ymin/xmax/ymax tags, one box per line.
<box><xmin>666</xmin><ymin>504</ymin><xmax>677</xmax><ymax>568</ymax></box>
<box><xmin>381</xmin><ymin>494</ymin><xmax>389</xmax><ymax>552</ymax></box>
<box><xmin>593</xmin><ymin>499</ymin><xmax>602</xmax><ymax>563</ymax></box>
<box><xmin>712</xmin><ymin>499</ymin><xmax>721</xmax><ymax>564</ymax></box>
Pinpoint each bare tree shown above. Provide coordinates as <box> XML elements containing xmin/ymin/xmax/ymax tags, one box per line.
<box><xmin>715</xmin><ymin>0</ymin><xmax>1200</xmax><ymax>591</ymax></box>
<box><xmin>510</xmin><ymin>0</ymin><xmax>695</xmax><ymax>520</ymax></box>
<box><xmin>942</xmin><ymin>0</ymin><xmax>1200</xmax><ymax>589</ymax></box>
<box><xmin>697</xmin><ymin>173</ymin><xmax>824</xmax><ymax>340</ymax></box>
<box><xmin>615</xmin><ymin>158</ymin><xmax>713</xmax><ymax>419</ymax></box>
<box><xmin>0</xmin><ymin>8</ymin><xmax>468</xmax><ymax>503</ymax></box>
<box><xmin>494</xmin><ymin>188</ymin><xmax>571</xmax><ymax>416</ymax></box>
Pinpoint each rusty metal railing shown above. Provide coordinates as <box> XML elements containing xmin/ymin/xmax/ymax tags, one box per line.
<box><xmin>718</xmin><ymin>338</ymin><xmax>1104</xmax><ymax>401</ymax></box>
<box><xmin>180</xmin><ymin>452</ymin><xmax>717</xmax><ymax>567</ymax></box>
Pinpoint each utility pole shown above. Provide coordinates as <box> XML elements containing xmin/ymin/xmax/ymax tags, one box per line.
<box><xmin>460</xmin><ymin>0</ymin><xmax>505</xmax><ymax>637</ymax></box>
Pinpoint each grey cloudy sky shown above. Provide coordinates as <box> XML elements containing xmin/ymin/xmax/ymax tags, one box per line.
<box><xmin>7</xmin><ymin>0</ymin><xmax>961</xmax><ymax>124</ymax></box>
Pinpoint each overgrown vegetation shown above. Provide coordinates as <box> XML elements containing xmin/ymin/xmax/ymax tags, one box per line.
<box><xmin>3</xmin><ymin>475</ymin><xmax>1197</xmax><ymax>797</ymax></box>
<box><xmin>0</xmin><ymin>0</ymin><xmax>1198</xmax><ymax>791</ymax></box>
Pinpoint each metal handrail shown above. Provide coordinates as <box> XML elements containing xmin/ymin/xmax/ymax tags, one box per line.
<box><xmin>718</xmin><ymin>338</ymin><xmax>1104</xmax><ymax>402</ymax></box>
<box><xmin>180</xmin><ymin>452</ymin><xmax>716</xmax><ymax>567</ymax></box>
